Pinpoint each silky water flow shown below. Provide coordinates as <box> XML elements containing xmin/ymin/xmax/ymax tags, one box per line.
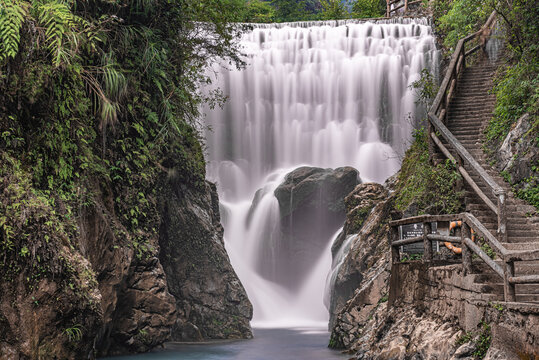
<box><xmin>203</xmin><ymin>18</ymin><xmax>438</xmax><ymax>328</ymax></box>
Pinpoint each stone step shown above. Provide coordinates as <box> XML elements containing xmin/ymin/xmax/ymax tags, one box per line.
<box><xmin>516</xmin><ymin>284</ymin><xmax>539</xmax><ymax>294</ymax></box>
<box><xmin>466</xmin><ymin>203</ymin><xmax>533</xmax><ymax>212</ymax></box>
<box><xmin>472</xmin><ymin>283</ymin><xmax>505</xmax><ymax>294</ymax></box>
<box><xmin>448</xmin><ymin>118</ymin><xmax>490</xmax><ymax>124</ymax></box>
<box><xmin>440</xmin><ymin>60</ymin><xmax>538</xmax><ymax>303</ymax></box>
<box><xmin>450</xmin><ymin>127</ymin><xmax>481</xmax><ymax>132</ymax></box>
<box><xmin>450</xmin><ymin>101</ymin><xmax>496</xmax><ymax>108</ymax></box>
<box><xmin>472</xmin><ymin>273</ymin><xmax>503</xmax><ymax>283</ymax></box>
<box><xmin>508</xmin><ymin>237</ymin><xmax>539</xmax><ymax>244</ymax></box>
<box><xmin>453</xmin><ymin>134</ymin><xmax>480</xmax><ymax>140</ymax></box>
<box><xmin>501</xmin><ymin>243</ymin><xmax>539</xmax><ymax>251</ymax></box>
<box><xmin>516</xmin><ymin>294</ymin><xmax>539</xmax><ymax>302</ymax></box>
<box><xmin>474</xmin><ymin>261</ymin><xmax>539</xmax><ymax>275</ymax></box>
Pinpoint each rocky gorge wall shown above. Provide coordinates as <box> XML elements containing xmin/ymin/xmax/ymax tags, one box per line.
<box><xmin>0</xmin><ymin>166</ymin><xmax>252</xmax><ymax>359</ymax></box>
<box><xmin>329</xmin><ymin>187</ymin><xmax>539</xmax><ymax>360</ymax></box>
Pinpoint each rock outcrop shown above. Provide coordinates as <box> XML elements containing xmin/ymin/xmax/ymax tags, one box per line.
<box><xmin>158</xmin><ymin>181</ymin><xmax>253</xmax><ymax>341</ymax></box>
<box><xmin>328</xmin><ymin>180</ymin><xmax>396</xmax><ymax>331</ymax></box>
<box><xmin>271</xmin><ymin>166</ymin><xmax>360</xmax><ymax>288</ymax></box>
<box><xmin>0</xmin><ymin>160</ymin><xmax>252</xmax><ymax>358</ymax></box>
<box><xmin>495</xmin><ymin>113</ymin><xmax>538</xmax><ymax>197</ymax></box>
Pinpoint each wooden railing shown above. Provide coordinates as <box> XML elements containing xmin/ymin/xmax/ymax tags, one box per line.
<box><xmin>386</xmin><ymin>0</ymin><xmax>422</xmax><ymax>17</ymax></box>
<box><xmin>389</xmin><ymin>214</ymin><xmax>539</xmax><ymax>302</ymax></box>
<box><xmin>426</xmin><ymin>11</ymin><xmax>508</xmax><ymax>242</ymax></box>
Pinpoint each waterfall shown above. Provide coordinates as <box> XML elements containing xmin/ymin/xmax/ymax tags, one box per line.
<box><xmin>203</xmin><ymin>18</ymin><xmax>438</xmax><ymax>327</ymax></box>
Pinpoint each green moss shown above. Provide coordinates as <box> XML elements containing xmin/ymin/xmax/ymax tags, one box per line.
<box><xmin>348</xmin><ymin>206</ymin><xmax>372</xmax><ymax>234</ymax></box>
<box><xmin>328</xmin><ymin>331</ymin><xmax>344</xmax><ymax>349</ymax></box>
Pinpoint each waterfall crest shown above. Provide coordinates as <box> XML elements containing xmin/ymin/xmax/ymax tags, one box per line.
<box><xmin>203</xmin><ymin>19</ymin><xmax>438</xmax><ymax>327</ymax></box>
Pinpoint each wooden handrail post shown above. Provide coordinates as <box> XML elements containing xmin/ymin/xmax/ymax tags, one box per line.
<box><xmin>456</xmin><ymin>155</ymin><xmax>464</xmax><ymax>193</ymax></box>
<box><xmin>423</xmin><ymin>222</ymin><xmax>432</xmax><ymax>263</ymax></box>
<box><xmin>504</xmin><ymin>260</ymin><xmax>516</xmax><ymax>302</ymax></box>
<box><xmin>386</xmin><ymin>0</ymin><xmax>390</xmax><ymax>17</ymax></box>
<box><xmin>391</xmin><ymin>226</ymin><xmax>400</xmax><ymax>264</ymax></box>
<box><xmin>497</xmin><ymin>193</ymin><xmax>507</xmax><ymax>242</ymax></box>
<box><xmin>428</xmin><ymin>122</ymin><xmax>436</xmax><ymax>165</ymax></box>
<box><xmin>404</xmin><ymin>0</ymin><xmax>408</xmax><ymax>13</ymax></box>
<box><xmin>462</xmin><ymin>222</ymin><xmax>472</xmax><ymax>275</ymax></box>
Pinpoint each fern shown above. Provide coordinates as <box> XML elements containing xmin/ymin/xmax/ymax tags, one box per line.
<box><xmin>35</xmin><ymin>0</ymin><xmax>92</xmax><ymax>67</ymax></box>
<box><xmin>0</xmin><ymin>0</ymin><xmax>29</xmax><ymax>62</ymax></box>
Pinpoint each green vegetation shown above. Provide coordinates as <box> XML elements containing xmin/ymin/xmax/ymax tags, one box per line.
<box><xmin>395</xmin><ymin>128</ymin><xmax>464</xmax><ymax>214</ymax></box>
<box><xmin>455</xmin><ymin>330</ymin><xmax>473</xmax><ymax>346</ymax></box>
<box><xmin>328</xmin><ymin>330</ymin><xmax>345</xmax><ymax>349</ymax></box>
<box><xmin>0</xmin><ymin>0</ymin><xmax>247</xmax><ymax>312</ymax></box>
<box><xmin>400</xmin><ymin>253</ymin><xmax>423</xmax><ymax>262</ymax></box>
<box><xmin>219</xmin><ymin>0</ymin><xmax>387</xmax><ymax>23</ymax></box>
<box><xmin>320</xmin><ymin>0</ymin><xmax>349</xmax><ymax>20</ymax></box>
<box><xmin>474</xmin><ymin>321</ymin><xmax>491</xmax><ymax>358</ymax></box>
<box><xmin>454</xmin><ymin>322</ymin><xmax>491</xmax><ymax>359</ymax></box>
<box><xmin>351</xmin><ymin>0</ymin><xmax>385</xmax><ymax>19</ymax></box>
<box><xmin>64</xmin><ymin>325</ymin><xmax>83</xmax><ymax>343</ymax></box>
<box><xmin>489</xmin><ymin>301</ymin><xmax>504</xmax><ymax>312</ymax></box>
<box><xmin>244</xmin><ymin>0</ymin><xmax>276</xmax><ymax>22</ymax></box>
<box><xmin>434</xmin><ymin>0</ymin><xmax>490</xmax><ymax>51</ymax></box>
<box><xmin>431</xmin><ymin>0</ymin><xmax>538</xmax><ymax>210</ymax></box>
<box><xmin>395</xmin><ymin>66</ymin><xmax>464</xmax><ymax>215</ymax></box>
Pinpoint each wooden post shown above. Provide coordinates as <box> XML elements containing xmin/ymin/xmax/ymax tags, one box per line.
<box><xmin>404</xmin><ymin>0</ymin><xmax>408</xmax><ymax>13</ymax></box>
<box><xmin>391</xmin><ymin>226</ymin><xmax>400</xmax><ymax>264</ymax></box>
<box><xmin>423</xmin><ymin>222</ymin><xmax>432</xmax><ymax>263</ymax></box>
<box><xmin>504</xmin><ymin>260</ymin><xmax>516</xmax><ymax>302</ymax></box>
<box><xmin>456</xmin><ymin>155</ymin><xmax>464</xmax><ymax>194</ymax></box>
<box><xmin>428</xmin><ymin>122</ymin><xmax>435</xmax><ymax>165</ymax></box>
<box><xmin>497</xmin><ymin>193</ymin><xmax>507</xmax><ymax>242</ymax></box>
<box><xmin>386</xmin><ymin>0</ymin><xmax>390</xmax><ymax>17</ymax></box>
<box><xmin>462</xmin><ymin>222</ymin><xmax>472</xmax><ymax>275</ymax></box>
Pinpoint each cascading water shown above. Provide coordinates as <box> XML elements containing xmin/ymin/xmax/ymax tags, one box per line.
<box><xmin>203</xmin><ymin>18</ymin><xmax>438</xmax><ymax>327</ymax></box>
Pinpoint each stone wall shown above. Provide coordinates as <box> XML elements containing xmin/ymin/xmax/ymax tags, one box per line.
<box><xmin>390</xmin><ymin>262</ymin><xmax>539</xmax><ymax>358</ymax></box>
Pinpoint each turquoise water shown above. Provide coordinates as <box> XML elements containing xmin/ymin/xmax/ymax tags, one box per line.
<box><xmin>104</xmin><ymin>328</ymin><xmax>349</xmax><ymax>360</ymax></box>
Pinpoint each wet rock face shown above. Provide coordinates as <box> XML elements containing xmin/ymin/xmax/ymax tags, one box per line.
<box><xmin>327</xmin><ymin>182</ymin><xmax>395</xmax><ymax>329</ymax></box>
<box><xmin>158</xmin><ymin>181</ymin><xmax>253</xmax><ymax>341</ymax></box>
<box><xmin>271</xmin><ymin>166</ymin><xmax>360</xmax><ymax>289</ymax></box>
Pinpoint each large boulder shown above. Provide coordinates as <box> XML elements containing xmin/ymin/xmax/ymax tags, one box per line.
<box><xmin>158</xmin><ymin>181</ymin><xmax>253</xmax><ymax>341</ymax></box>
<box><xmin>267</xmin><ymin>166</ymin><xmax>360</xmax><ymax>289</ymax></box>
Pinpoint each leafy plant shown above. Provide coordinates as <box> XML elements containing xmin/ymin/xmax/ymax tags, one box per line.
<box><xmin>0</xmin><ymin>0</ymin><xmax>29</xmax><ymax>62</ymax></box>
<box><xmin>351</xmin><ymin>0</ymin><xmax>385</xmax><ymax>19</ymax></box>
<box><xmin>320</xmin><ymin>0</ymin><xmax>349</xmax><ymax>20</ymax></box>
<box><xmin>64</xmin><ymin>324</ymin><xmax>83</xmax><ymax>342</ymax></box>
<box><xmin>410</xmin><ymin>69</ymin><xmax>439</xmax><ymax>109</ymax></box>
<box><xmin>473</xmin><ymin>321</ymin><xmax>491</xmax><ymax>358</ymax></box>
<box><xmin>244</xmin><ymin>0</ymin><xmax>276</xmax><ymax>22</ymax></box>
<box><xmin>395</xmin><ymin>127</ymin><xmax>464</xmax><ymax>215</ymax></box>
<box><xmin>478</xmin><ymin>239</ymin><xmax>496</xmax><ymax>260</ymax></box>
<box><xmin>400</xmin><ymin>253</ymin><xmax>423</xmax><ymax>262</ymax></box>
<box><xmin>434</xmin><ymin>0</ymin><xmax>491</xmax><ymax>51</ymax></box>
<box><xmin>455</xmin><ymin>331</ymin><xmax>473</xmax><ymax>346</ymax></box>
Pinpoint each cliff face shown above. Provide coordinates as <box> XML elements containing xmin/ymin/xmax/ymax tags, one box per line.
<box><xmin>158</xmin><ymin>180</ymin><xmax>253</xmax><ymax>341</ymax></box>
<box><xmin>327</xmin><ymin>181</ymin><xmax>395</xmax><ymax>331</ymax></box>
<box><xmin>0</xmin><ymin>161</ymin><xmax>252</xmax><ymax>359</ymax></box>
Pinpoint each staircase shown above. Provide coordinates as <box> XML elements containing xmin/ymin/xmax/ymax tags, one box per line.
<box><xmin>445</xmin><ymin>59</ymin><xmax>539</xmax><ymax>303</ymax></box>
<box><xmin>389</xmin><ymin>11</ymin><xmax>539</xmax><ymax>305</ymax></box>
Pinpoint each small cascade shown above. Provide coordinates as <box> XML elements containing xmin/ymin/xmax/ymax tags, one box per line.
<box><xmin>203</xmin><ymin>18</ymin><xmax>438</xmax><ymax>326</ymax></box>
